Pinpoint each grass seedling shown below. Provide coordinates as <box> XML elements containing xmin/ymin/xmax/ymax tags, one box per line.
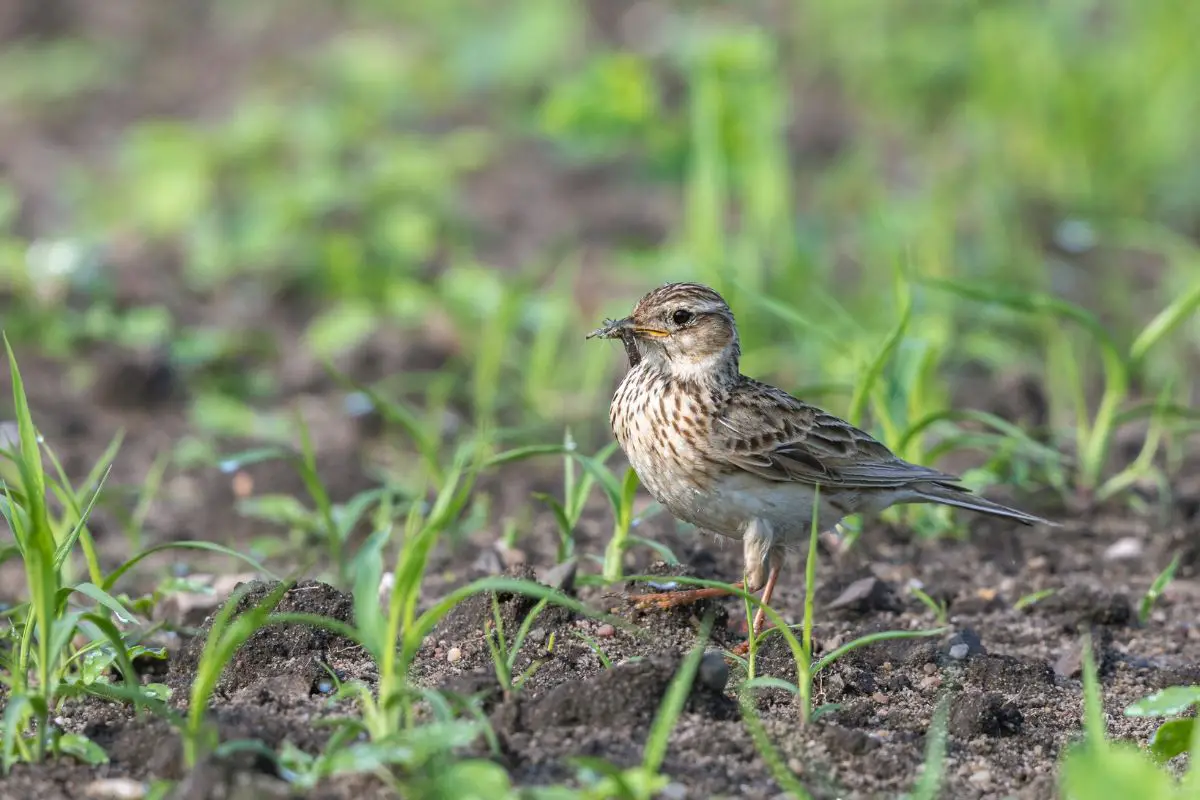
<box><xmin>1124</xmin><ymin>685</ymin><xmax>1200</xmax><ymax>767</ymax></box>
<box><xmin>486</xmin><ymin>437</ymin><xmax>653</xmax><ymax>580</ymax></box>
<box><xmin>1139</xmin><ymin>554</ymin><xmax>1181</xmax><ymax>625</ymax></box>
<box><xmin>1015</xmin><ymin>588</ymin><xmax>1058</xmax><ymax>612</ymax></box>
<box><xmin>743</xmin><ymin>486</ymin><xmax>946</xmax><ymax>723</ymax></box>
<box><xmin>259</xmin><ymin>440</ymin><xmax>637</xmax><ymax>788</ymax></box>
<box><xmin>639</xmin><ymin>492</ymin><xmax>946</xmax><ymax>729</ymax></box>
<box><xmin>529</xmin><ymin>431</ymin><xmax>619</xmax><ymax>562</ymax></box>
<box><xmin>215</xmin><ymin>413</ymin><xmax>391</xmax><ymax>588</ymax></box>
<box><xmin>483</xmin><ymin>594</ymin><xmax>552</xmax><ymax>698</ymax></box>
<box><xmin>909</xmin><ymin>586</ymin><xmax>949</xmax><ymax>626</ymax></box>
<box><xmin>180</xmin><ymin>579</ymin><xmax>294</xmax><ymax>767</ymax></box>
<box><xmin>574</xmin><ymin>631</ymin><xmax>613</xmax><ymax>669</ymax></box>
<box><xmin>0</xmin><ymin>338</ymin><xmax>154</xmax><ymax>770</ymax></box>
<box><xmin>1058</xmin><ymin>633</ymin><xmax>1200</xmax><ymax>799</ymax></box>
<box><xmin>926</xmin><ymin>276</ymin><xmax>1200</xmax><ymax>502</ymax></box>
<box><xmin>905</xmin><ymin>692</ymin><xmax>950</xmax><ymax>800</ymax></box>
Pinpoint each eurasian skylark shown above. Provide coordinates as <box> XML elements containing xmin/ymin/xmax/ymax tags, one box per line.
<box><xmin>588</xmin><ymin>282</ymin><xmax>1055</xmax><ymax>640</ymax></box>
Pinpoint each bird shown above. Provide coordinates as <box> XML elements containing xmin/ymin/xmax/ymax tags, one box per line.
<box><xmin>587</xmin><ymin>282</ymin><xmax>1056</xmax><ymax>644</ymax></box>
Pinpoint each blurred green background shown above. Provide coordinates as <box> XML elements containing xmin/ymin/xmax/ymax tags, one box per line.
<box><xmin>2</xmin><ymin>0</ymin><xmax>1199</xmax><ymax>521</ymax></box>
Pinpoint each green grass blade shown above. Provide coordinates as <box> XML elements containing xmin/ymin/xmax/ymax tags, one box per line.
<box><xmin>53</xmin><ymin>465</ymin><xmax>111</xmax><ymax>572</ymax></box>
<box><xmin>67</xmin><ymin>583</ymin><xmax>138</xmax><ymax>625</ymax></box>
<box><xmin>101</xmin><ymin>541</ymin><xmax>279</xmax><ymax>592</ymax></box>
<box><xmin>909</xmin><ymin>692</ymin><xmax>950</xmax><ymax>800</ymax></box>
<box><xmin>813</xmin><ymin>628</ymin><xmax>948</xmax><ymax>674</ymax></box>
<box><xmin>847</xmin><ymin>277</ymin><xmax>911</xmax><ymax>426</ymax></box>
<box><xmin>1129</xmin><ymin>280</ymin><xmax>1200</xmax><ymax>368</ymax></box>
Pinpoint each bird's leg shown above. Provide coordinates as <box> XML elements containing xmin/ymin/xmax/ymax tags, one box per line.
<box><xmin>630</xmin><ymin>581</ymin><xmax>744</xmax><ymax>609</ymax></box>
<box><xmin>750</xmin><ymin>561</ymin><xmax>782</xmax><ymax>638</ymax></box>
<box><xmin>726</xmin><ymin>519</ymin><xmax>783</xmax><ymax>655</ymax></box>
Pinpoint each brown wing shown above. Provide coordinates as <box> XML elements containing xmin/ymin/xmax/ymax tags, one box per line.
<box><xmin>711</xmin><ymin>379</ymin><xmax>962</xmax><ymax>489</ymax></box>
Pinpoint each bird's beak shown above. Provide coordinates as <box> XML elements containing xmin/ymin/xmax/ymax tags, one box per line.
<box><xmin>586</xmin><ymin>317</ymin><xmax>633</xmax><ymax>340</ymax></box>
<box><xmin>586</xmin><ymin>317</ymin><xmax>670</xmax><ymax>340</ymax></box>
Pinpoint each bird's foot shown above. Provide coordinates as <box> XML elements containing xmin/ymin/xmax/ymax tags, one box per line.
<box><xmin>731</xmin><ymin>618</ymin><xmax>776</xmax><ymax>656</ymax></box>
<box><xmin>629</xmin><ymin>585</ymin><xmax>737</xmax><ymax>610</ymax></box>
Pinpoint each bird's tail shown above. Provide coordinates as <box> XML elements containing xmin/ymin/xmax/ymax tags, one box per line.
<box><xmin>911</xmin><ymin>482</ymin><xmax>1058</xmax><ymax>527</ymax></box>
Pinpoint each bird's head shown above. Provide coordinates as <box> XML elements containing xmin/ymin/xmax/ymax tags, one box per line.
<box><xmin>587</xmin><ymin>282</ymin><xmax>740</xmax><ymax>381</ymax></box>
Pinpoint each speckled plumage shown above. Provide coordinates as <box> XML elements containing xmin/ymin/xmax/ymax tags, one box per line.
<box><xmin>590</xmin><ymin>282</ymin><xmax>1055</xmax><ymax>635</ymax></box>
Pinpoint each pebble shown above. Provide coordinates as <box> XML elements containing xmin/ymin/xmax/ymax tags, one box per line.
<box><xmin>698</xmin><ymin>651</ymin><xmax>729</xmax><ymax>691</ymax></box>
<box><xmin>920</xmin><ymin>675</ymin><xmax>942</xmax><ymax>690</ymax></box>
<box><xmin>872</xmin><ymin>692</ymin><xmax>889</xmax><ymax>704</ymax></box>
<box><xmin>786</xmin><ymin>758</ymin><xmax>804</xmax><ymax>776</ymax></box>
<box><xmin>539</xmin><ymin>558</ymin><xmax>579</xmax><ymax>594</ymax></box>
<box><xmin>596</xmin><ymin>623</ymin><xmax>616</xmax><ymax>637</ymax></box>
<box><xmin>1054</xmin><ymin>643</ymin><xmax>1083</xmax><ymax>678</ymax></box>
<box><xmin>923</xmin><ymin>662</ymin><xmax>937</xmax><ymax>675</ymax></box>
<box><xmin>1104</xmin><ymin>537</ymin><xmax>1143</xmax><ymax>561</ymax></box>
<box><xmin>85</xmin><ymin>779</ymin><xmax>147</xmax><ymax>800</ymax></box>
<box><xmin>528</xmin><ymin>627</ymin><xmax>547</xmax><ymax>644</ymax></box>
<box><xmin>660</xmin><ymin>782</ymin><xmax>688</xmax><ymax>800</ymax></box>
<box><xmin>446</xmin><ymin>647</ymin><xmax>462</xmax><ymax>663</ymax></box>
<box><xmin>969</xmin><ymin>769</ymin><xmax>992</xmax><ymax>786</ymax></box>
<box><xmin>828</xmin><ymin>576</ymin><xmax>895</xmax><ymax>612</ymax></box>
<box><xmin>946</xmin><ymin>629</ymin><xmax>986</xmax><ymax>660</ymax></box>
<box><xmin>499</xmin><ymin>545</ymin><xmax>527</xmax><ymax>568</ymax></box>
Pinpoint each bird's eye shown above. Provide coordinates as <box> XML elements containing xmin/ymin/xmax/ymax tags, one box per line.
<box><xmin>672</xmin><ymin>309</ymin><xmax>694</xmax><ymax>325</ymax></box>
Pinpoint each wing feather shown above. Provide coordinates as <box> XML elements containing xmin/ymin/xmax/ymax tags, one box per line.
<box><xmin>711</xmin><ymin>380</ymin><xmax>962</xmax><ymax>489</ymax></box>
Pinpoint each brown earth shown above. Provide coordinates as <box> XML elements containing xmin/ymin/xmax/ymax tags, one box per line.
<box><xmin>2</xmin><ymin>459</ymin><xmax>1198</xmax><ymax>799</ymax></box>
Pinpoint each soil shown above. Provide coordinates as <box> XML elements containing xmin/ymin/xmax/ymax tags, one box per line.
<box><xmin>2</xmin><ymin>2</ymin><xmax>1199</xmax><ymax>800</ymax></box>
<box><xmin>4</xmin><ymin>478</ymin><xmax>1199</xmax><ymax>799</ymax></box>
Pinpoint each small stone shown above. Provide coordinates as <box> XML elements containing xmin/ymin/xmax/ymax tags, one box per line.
<box><xmin>538</xmin><ymin>558</ymin><xmax>579</xmax><ymax>594</ymax></box>
<box><xmin>85</xmin><ymin>779</ymin><xmax>147</xmax><ymax>800</ymax></box>
<box><xmin>471</xmin><ymin>548</ymin><xmax>504</xmax><ymax>575</ymax></box>
<box><xmin>1027</xmin><ymin>555</ymin><xmax>1049</xmax><ymax>571</ymax></box>
<box><xmin>787</xmin><ymin>758</ymin><xmax>804</xmax><ymax>776</ymax></box>
<box><xmin>446</xmin><ymin>647</ymin><xmax>462</xmax><ymax>663</ymax></box>
<box><xmin>828</xmin><ymin>576</ymin><xmax>898</xmax><ymax>613</ymax></box>
<box><xmin>528</xmin><ymin>627</ymin><xmax>547</xmax><ymax>644</ymax></box>
<box><xmin>660</xmin><ymin>783</ymin><xmax>688</xmax><ymax>800</ymax></box>
<box><xmin>872</xmin><ymin>692</ymin><xmax>889</xmax><ymax>704</ymax></box>
<box><xmin>698</xmin><ymin>651</ymin><xmax>729</xmax><ymax>691</ymax></box>
<box><xmin>499</xmin><ymin>545</ymin><xmax>527</xmax><ymax>568</ymax></box>
<box><xmin>946</xmin><ymin>629</ymin><xmax>986</xmax><ymax>660</ymax></box>
<box><xmin>1104</xmin><ymin>537</ymin><xmax>1143</xmax><ymax>561</ymax></box>
<box><xmin>596</xmin><ymin>623</ymin><xmax>616</xmax><ymax>638</ymax></box>
<box><xmin>1054</xmin><ymin>642</ymin><xmax>1083</xmax><ymax>678</ymax></box>
<box><xmin>969</xmin><ymin>769</ymin><xmax>992</xmax><ymax>786</ymax></box>
<box><xmin>923</xmin><ymin>663</ymin><xmax>937</xmax><ymax>675</ymax></box>
<box><xmin>920</xmin><ymin>675</ymin><xmax>941</xmax><ymax>690</ymax></box>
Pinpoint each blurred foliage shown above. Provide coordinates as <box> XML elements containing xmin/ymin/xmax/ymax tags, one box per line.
<box><xmin>0</xmin><ymin>0</ymin><xmax>1198</xmax><ymax>487</ymax></box>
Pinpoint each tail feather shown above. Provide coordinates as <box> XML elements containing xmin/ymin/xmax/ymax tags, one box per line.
<box><xmin>913</xmin><ymin>482</ymin><xmax>1058</xmax><ymax>527</ymax></box>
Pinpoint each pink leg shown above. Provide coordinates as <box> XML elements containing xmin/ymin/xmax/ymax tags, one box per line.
<box><xmin>733</xmin><ymin>563</ymin><xmax>782</xmax><ymax>655</ymax></box>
